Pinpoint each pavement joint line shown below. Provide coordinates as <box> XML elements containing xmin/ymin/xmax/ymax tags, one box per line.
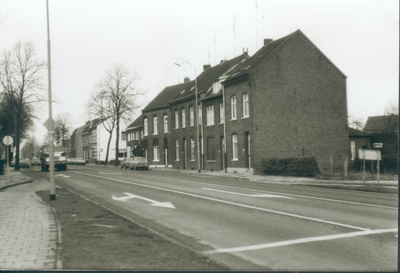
<box><xmin>203</xmin><ymin>228</ymin><xmax>399</xmax><ymax>255</ymax></box>
<box><xmin>74</xmin><ymin>170</ymin><xmax>373</xmax><ymax>231</ymax></box>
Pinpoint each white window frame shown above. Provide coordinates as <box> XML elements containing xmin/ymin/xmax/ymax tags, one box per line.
<box><xmin>144</xmin><ymin>118</ymin><xmax>148</xmax><ymax>136</ymax></box>
<box><xmin>189</xmin><ymin>106</ymin><xmax>194</xmax><ymax>126</ymax></box>
<box><xmin>175</xmin><ymin>110</ymin><xmax>179</xmax><ymax>129</ymax></box>
<box><xmin>136</xmin><ymin>131</ymin><xmax>139</xmax><ymax>140</ymax></box>
<box><xmin>175</xmin><ymin>139</ymin><xmax>180</xmax><ymax>161</ymax></box>
<box><xmin>198</xmin><ymin>106</ymin><xmax>202</xmax><ymax>124</ymax></box>
<box><xmin>164</xmin><ymin>115</ymin><xmax>168</xmax><ymax>133</ymax></box>
<box><xmin>206</xmin><ymin>105</ymin><xmax>214</xmax><ymax>125</ymax></box>
<box><xmin>231</xmin><ymin>96</ymin><xmax>237</xmax><ymax>120</ymax></box>
<box><xmin>153</xmin><ymin>145</ymin><xmax>159</xmax><ymax>162</ymax></box>
<box><xmin>351</xmin><ymin>141</ymin><xmax>356</xmax><ymax>161</ymax></box>
<box><xmin>219</xmin><ymin>102</ymin><xmax>224</xmax><ymax>123</ymax></box>
<box><xmin>232</xmin><ymin>134</ymin><xmax>238</xmax><ymax>160</ymax></box>
<box><xmin>153</xmin><ymin>116</ymin><xmax>158</xmax><ymax>135</ymax></box>
<box><xmin>182</xmin><ymin>108</ymin><xmax>186</xmax><ymax>128</ymax></box>
<box><xmin>190</xmin><ymin>138</ymin><xmax>195</xmax><ymax>161</ymax></box>
<box><xmin>243</xmin><ymin>93</ymin><xmax>249</xmax><ymax>118</ymax></box>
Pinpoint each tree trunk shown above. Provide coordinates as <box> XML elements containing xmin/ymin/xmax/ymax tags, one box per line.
<box><xmin>114</xmin><ymin>115</ymin><xmax>120</xmax><ymax>166</ymax></box>
<box><xmin>105</xmin><ymin>131</ymin><xmax>112</xmax><ymax>165</ymax></box>
<box><xmin>14</xmin><ymin>107</ymin><xmax>22</xmax><ymax>171</ymax></box>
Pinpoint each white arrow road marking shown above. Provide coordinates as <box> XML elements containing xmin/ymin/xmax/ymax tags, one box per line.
<box><xmin>112</xmin><ymin>192</ymin><xmax>175</xmax><ymax>208</ymax></box>
<box><xmin>202</xmin><ymin>228</ymin><xmax>398</xmax><ymax>255</ymax></box>
<box><xmin>99</xmin><ymin>172</ymin><xmax>121</xmax><ymax>175</ymax></box>
<box><xmin>55</xmin><ymin>174</ymin><xmax>71</xmax><ymax>178</ymax></box>
<box><xmin>202</xmin><ymin>187</ymin><xmax>293</xmax><ymax>198</ymax></box>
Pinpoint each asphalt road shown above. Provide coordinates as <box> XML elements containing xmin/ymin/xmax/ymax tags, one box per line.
<box><xmin>24</xmin><ymin>165</ymin><xmax>398</xmax><ymax>271</ymax></box>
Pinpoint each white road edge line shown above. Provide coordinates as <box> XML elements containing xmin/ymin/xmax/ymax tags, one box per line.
<box><xmin>98</xmin><ymin>169</ymin><xmax>397</xmax><ymax>210</ymax></box>
<box><xmin>202</xmin><ymin>187</ymin><xmax>292</xmax><ymax>198</ymax></box>
<box><xmin>202</xmin><ymin>228</ymin><xmax>398</xmax><ymax>255</ymax></box>
<box><xmin>73</xmin><ymin>171</ymin><xmax>371</xmax><ymax>231</ymax></box>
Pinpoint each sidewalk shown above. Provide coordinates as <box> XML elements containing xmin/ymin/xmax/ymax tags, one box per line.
<box><xmin>150</xmin><ymin>167</ymin><xmax>399</xmax><ymax>189</ymax></box>
<box><xmin>0</xmin><ymin>167</ymin><xmax>60</xmax><ymax>270</ymax></box>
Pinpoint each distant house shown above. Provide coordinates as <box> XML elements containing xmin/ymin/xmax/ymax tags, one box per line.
<box><xmin>72</xmin><ymin>118</ymin><xmax>127</xmax><ymax>163</ymax></box>
<box><xmin>125</xmin><ymin>114</ymin><xmax>144</xmax><ymax>157</ymax></box>
<box><xmin>348</xmin><ymin>127</ymin><xmax>371</xmax><ymax>161</ymax></box>
<box><xmin>70</xmin><ymin>125</ymin><xmax>86</xmax><ymax>158</ymax></box>
<box><xmin>126</xmin><ymin>29</ymin><xmax>349</xmax><ymax>174</ymax></box>
<box><xmin>363</xmin><ymin>115</ymin><xmax>398</xmax><ymax>170</ymax></box>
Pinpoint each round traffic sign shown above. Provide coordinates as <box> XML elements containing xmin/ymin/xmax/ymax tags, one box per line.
<box><xmin>2</xmin><ymin>135</ymin><xmax>13</xmax><ymax>145</ymax></box>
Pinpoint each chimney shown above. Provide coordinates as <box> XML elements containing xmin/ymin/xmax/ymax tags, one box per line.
<box><xmin>203</xmin><ymin>64</ymin><xmax>211</xmax><ymax>71</ymax></box>
<box><xmin>184</xmin><ymin>77</ymin><xmax>190</xmax><ymax>83</ymax></box>
<box><xmin>264</xmin><ymin>39</ymin><xmax>273</xmax><ymax>45</ymax></box>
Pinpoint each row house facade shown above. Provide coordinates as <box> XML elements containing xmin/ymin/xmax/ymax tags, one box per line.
<box><xmin>126</xmin><ymin>30</ymin><xmax>349</xmax><ymax>174</ymax></box>
<box><xmin>71</xmin><ymin>118</ymin><xmax>127</xmax><ymax>163</ymax></box>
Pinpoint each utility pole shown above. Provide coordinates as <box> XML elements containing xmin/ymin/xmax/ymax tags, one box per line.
<box><xmin>46</xmin><ymin>0</ymin><xmax>56</xmax><ymax>200</ymax></box>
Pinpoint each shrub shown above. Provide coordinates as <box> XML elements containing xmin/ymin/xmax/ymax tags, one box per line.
<box><xmin>261</xmin><ymin>157</ymin><xmax>319</xmax><ymax>177</ymax></box>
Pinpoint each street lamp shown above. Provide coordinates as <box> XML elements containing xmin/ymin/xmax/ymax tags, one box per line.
<box><xmin>174</xmin><ymin>59</ymin><xmax>201</xmax><ymax>173</ymax></box>
<box><xmin>46</xmin><ymin>0</ymin><xmax>56</xmax><ymax>200</ymax></box>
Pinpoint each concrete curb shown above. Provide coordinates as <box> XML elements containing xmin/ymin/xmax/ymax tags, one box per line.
<box><xmin>0</xmin><ymin>179</ymin><xmax>33</xmax><ymax>191</ymax></box>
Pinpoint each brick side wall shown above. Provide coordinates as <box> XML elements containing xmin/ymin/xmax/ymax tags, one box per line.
<box><xmin>224</xmin><ymin>32</ymin><xmax>348</xmax><ymax>174</ymax></box>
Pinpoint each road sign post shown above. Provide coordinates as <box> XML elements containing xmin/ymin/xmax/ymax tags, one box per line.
<box><xmin>3</xmin><ymin>136</ymin><xmax>13</xmax><ymax>184</ymax></box>
<box><xmin>358</xmin><ymin>149</ymin><xmax>381</xmax><ymax>186</ymax></box>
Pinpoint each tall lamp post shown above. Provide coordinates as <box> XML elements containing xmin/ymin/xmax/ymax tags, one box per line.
<box><xmin>46</xmin><ymin>0</ymin><xmax>56</xmax><ymax>200</ymax></box>
<box><xmin>174</xmin><ymin>59</ymin><xmax>201</xmax><ymax>173</ymax></box>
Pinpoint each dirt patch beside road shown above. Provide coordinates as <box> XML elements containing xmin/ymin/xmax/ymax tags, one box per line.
<box><xmin>36</xmin><ymin>188</ymin><xmax>227</xmax><ymax>270</ymax></box>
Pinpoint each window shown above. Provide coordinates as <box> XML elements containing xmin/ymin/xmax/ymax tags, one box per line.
<box><xmin>207</xmin><ymin>137</ymin><xmax>215</xmax><ymax>160</ymax></box>
<box><xmin>153</xmin><ymin>139</ymin><xmax>159</xmax><ymax>161</ymax></box>
<box><xmin>219</xmin><ymin>102</ymin><xmax>224</xmax><ymax>123</ymax></box>
<box><xmin>175</xmin><ymin>139</ymin><xmax>180</xmax><ymax>160</ymax></box>
<box><xmin>141</xmin><ymin>130</ymin><xmax>143</xmax><ymax>139</ymax></box>
<box><xmin>232</xmin><ymin>134</ymin><xmax>238</xmax><ymax>160</ymax></box>
<box><xmin>212</xmin><ymin>81</ymin><xmax>221</xmax><ymax>94</ymax></box>
<box><xmin>136</xmin><ymin>132</ymin><xmax>139</xmax><ymax>140</ymax></box>
<box><xmin>351</xmin><ymin>141</ymin><xmax>356</xmax><ymax>161</ymax></box>
<box><xmin>131</xmin><ymin>133</ymin><xmax>134</xmax><ymax>141</ymax></box>
<box><xmin>198</xmin><ymin>106</ymin><xmax>202</xmax><ymax>124</ymax></box>
<box><xmin>144</xmin><ymin>118</ymin><xmax>148</xmax><ymax>135</ymax></box>
<box><xmin>189</xmin><ymin>106</ymin><xmax>194</xmax><ymax>126</ymax></box>
<box><xmin>153</xmin><ymin>116</ymin><xmax>158</xmax><ymax>135</ymax></box>
<box><xmin>175</xmin><ymin>110</ymin><xmax>179</xmax><ymax>129</ymax></box>
<box><xmin>181</xmin><ymin>108</ymin><xmax>186</xmax><ymax>128</ymax></box>
<box><xmin>231</xmin><ymin>96</ymin><xmax>237</xmax><ymax>120</ymax></box>
<box><xmin>164</xmin><ymin>115</ymin><xmax>168</xmax><ymax>133</ymax></box>
<box><xmin>190</xmin><ymin>138</ymin><xmax>195</xmax><ymax>161</ymax></box>
<box><xmin>206</xmin><ymin>105</ymin><xmax>214</xmax><ymax>125</ymax></box>
<box><xmin>122</xmin><ymin>133</ymin><xmax>126</xmax><ymax>141</ymax></box>
<box><xmin>243</xmin><ymin>93</ymin><xmax>249</xmax><ymax>117</ymax></box>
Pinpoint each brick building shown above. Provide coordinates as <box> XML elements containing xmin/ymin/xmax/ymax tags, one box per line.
<box><xmin>125</xmin><ymin>29</ymin><xmax>349</xmax><ymax>174</ymax></box>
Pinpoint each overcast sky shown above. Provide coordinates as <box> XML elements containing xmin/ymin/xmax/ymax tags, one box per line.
<box><xmin>0</xmin><ymin>0</ymin><xmax>398</xmax><ymax>142</ymax></box>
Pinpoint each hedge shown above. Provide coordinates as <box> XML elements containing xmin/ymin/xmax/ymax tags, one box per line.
<box><xmin>261</xmin><ymin>156</ymin><xmax>319</xmax><ymax>177</ymax></box>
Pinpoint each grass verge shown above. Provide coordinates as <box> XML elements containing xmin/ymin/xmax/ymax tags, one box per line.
<box><xmin>36</xmin><ymin>188</ymin><xmax>227</xmax><ymax>270</ymax></box>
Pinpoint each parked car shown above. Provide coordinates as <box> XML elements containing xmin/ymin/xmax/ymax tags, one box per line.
<box><xmin>128</xmin><ymin>157</ymin><xmax>149</xmax><ymax>170</ymax></box>
<box><xmin>120</xmin><ymin>157</ymin><xmax>135</xmax><ymax>169</ymax></box>
<box><xmin>75</xmin><ymin>158</ymin><xmax>86</xmax><ymax>165</ymax></box>
<box><xmin>31</xmin><ymin>157</ymin><xmax>41</xmax><ymax>166</ymax></box>
<box><xmin>67</xmin><ymin>158</ymin><xmax>74</xmax><ymax>164</ymax></box>
<box><xmin>20</xmin><ymin>158</ymin><xmax>31</xmax><ymax>168</ymax></box>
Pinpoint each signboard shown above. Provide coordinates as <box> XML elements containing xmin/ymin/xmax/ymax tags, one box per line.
<box><xmin>2</xmin><ymin>135</ymin><xmax>13</xmax><ymax>145</ymax></box>
<box><xmin>358</xmin><ymin>149</ymin><xmax>381</xmax><ymax>160</ymax></box>
<box><xmin>43</xmin><ymin>118</ymin><xmax>59</xmax><ymax>131</ymax></box>
<box><xmin>373</xmin><ymin>143</ymin><xmax>383</xmax><ymax>148</ymax></box>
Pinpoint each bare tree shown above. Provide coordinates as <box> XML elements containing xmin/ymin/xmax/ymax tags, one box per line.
<box><xmin>88</xmin><ymin>63</ymin><xmax>142</xmax><ymax>165</ymax></box>
<box><xmin>0</xmin><ymin>42</ymin><xmax>45</xmax><ymax>170</ymax></box>
<box><xmin>348</xmin><ymin>115</ymin><xmax>365</xmax><ymax>130</ymax></box>
<box><xmin>384</xmin><ymin>97</ymin><xmax>399</xmax><ymax>116</ymax></box>
<box><xmin>21</xmin><ymin>135</ymin><xmax>39</xmax><ymax>159</ymax></box>
<box><xmin>54</xmin><ymin>112</ymin><xmax>72</xmax><ymax>149</ymax></box>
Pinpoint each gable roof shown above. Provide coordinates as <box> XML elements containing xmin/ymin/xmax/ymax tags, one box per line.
<box><xmin>363</xmin><ymin>115</ymin><xmax>399</xmax><ymax>133</ymax></box>
<box><xmin>223</xmin><ymin>29</ymin><xmax>346</xmax><ymax>86</ymax></box>
<box><xmin>126</xmin><ymin>114</ymin><xmax>144</xmax><ymax>130</ymax></box>
<box><xmin>171</xmin><ymin>53</ymin><xmax>249</xmax><ymax>103</ymax></box>
<box><xmin>142</xmin><ymin>83</ymin><xmax>189</xmax><ymax>113</ymax></box>
<box><xmin>82</xmin><ymin>118</ymin><xmax>103</xmax><ymax>134</ymax></box>
<box><xmin>348</xmin><ymin>127</ymin><xmax>371</xmax><ymax>137</ymax></box>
